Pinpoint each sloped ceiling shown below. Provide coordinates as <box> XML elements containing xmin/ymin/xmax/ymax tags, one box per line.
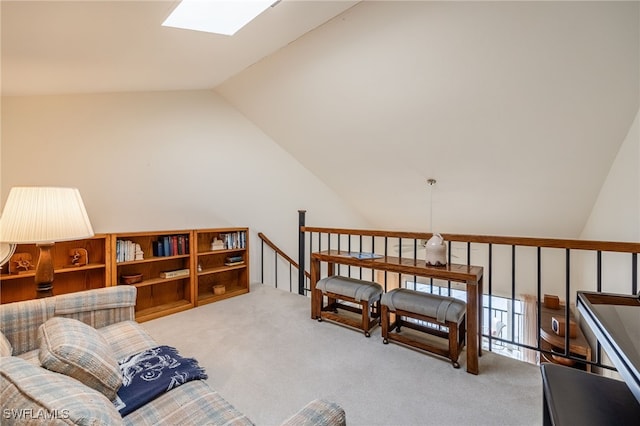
<box><xmin>0</xmin><ymin>0</ymin><xmax>357</xmax><ymax>95</ymax></box>
<box><xmin>217</xmin><ymin>1</ymin><xmax>640</xmax><ymax>238</ymax></box>
<box><xmin>2</xmin><ymin>1</ymin><xmax>639</xmax><ymax>239</ymax></box>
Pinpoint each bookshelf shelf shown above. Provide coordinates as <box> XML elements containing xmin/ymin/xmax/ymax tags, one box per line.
<box><xmin>2</xmin><ymin>263</ymin><xmax>107</xmax><ymax>281</ymax></box>
<box><xmin>0</xmin><ymin>235</ymin><xmax>111</xmax><ymax>304</ymax></box>
<box><xmin>198</xmin><ymin>264</ymin><xmax>247</xmax><ymax>276</ymax></box>
<box><xmin>197</xmin><ymin>283</ymin><xmax>247</xmax><ymax>305</ymax></box>
<box><xmin>123</xmin><ymin>276</ymin><xmax>190</xmax><ymax>289</ymax></box>
<box><xmin>110</xmin><ymin>230</ymin><xmax>194</xmax><ymax>322</ymax></box>
<box><xmin>135</xmin><ymin>299</ymin><xmax>192</xmax><ymax>323</ymax></box>
<box><xmin>194</xmin><ymin>228</ymin><xmax>249</xmax><ymax>307</ymax></box>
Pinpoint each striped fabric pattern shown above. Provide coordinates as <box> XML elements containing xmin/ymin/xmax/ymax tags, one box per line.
<box><xmin>0</xmin><ymin>298</ymin><xmax>53</xmax><ymax>356</ymax></box>
<box><xmin>38</xmin><ymin>317</ymin><xmax>122</xmax><ymax>401</ymax></box>
<box><xmin>281</xmin><ymin>399</ymin><xmax>347</xmax><ymax>426</ymax></box>
<box><xmin>0</xmin><ymin>331</ymin><xmax>12</xmax><ymax>357</ymax></box>
<box><xmin>0</xmin><ymin>286</ymin><xmax>137</xmax><ymax>356</ymax></box>
<box><xmin>16</xmin><ymin>348</ymin><xmax>40</xmax><ymax>365</ymax></box>
<box><xmin>122</xmin><ymin>380</ymin><xmax>254</xmax><ymax>426</ymax></box>
<box><xmin>0</xmin><ymin>357</ymin><xmax>124</xmax><ymax>426</ymax></box>
<box><xmin>54</xmin><ymin>286</ymin><xmax>137</xmax><ymax>329</ymax></box>
<box><xmin>98</xmin><ymin>320</ymin><xmax>158</xmax><ymax>360</ymax></box>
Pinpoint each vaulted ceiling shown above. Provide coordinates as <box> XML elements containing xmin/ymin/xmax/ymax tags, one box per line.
<box><xmin>2</xmin><ymin>1</ymin><xmax>639</xmax><ymax>238</ymax></box>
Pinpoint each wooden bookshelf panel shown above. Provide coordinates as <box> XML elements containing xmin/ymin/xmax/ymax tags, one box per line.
<box><xmin>133</xmin><ymin>279</ymin><xmax>192</xmax><ymax>322</ymax></box>
<box><xmin>53</xmin><ymin>238</ymin><xmax>106</xmax><ymax>269</ymax></box>
<box><xmin>0</xmin><ymin>279</ymin><xmax>36</xmax><ymax>303</ymax></box>
<box><xmin>54</xmin><ymin>269</ymin><xmax>106</xmax><ymax>294</ymax></box>
<box><xmin>0</xmin><ymin>235</ymin><xmax>110</xmax><ymax>304</ymax></box>
<box><xmin>110</xmin><ymin>230</ymin><xmax>195</xmax><ymax>320</ymax></box>
<box><xmin>194</xmin><ymin>228</ymin><xmax>249</xmax><ymax>307</ymax></box>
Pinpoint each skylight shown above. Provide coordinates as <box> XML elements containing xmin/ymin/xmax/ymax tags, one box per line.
<box><xmin>162</xmin><ymin>0</ymin><xmax>275</xmax><ymax>36</ymax></box>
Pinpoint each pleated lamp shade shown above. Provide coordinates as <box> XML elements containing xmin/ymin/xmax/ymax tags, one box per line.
<box><xmin>0</xmin><ymin>187</ymin><xmax>94</xmax><ymax>244</ymax></box>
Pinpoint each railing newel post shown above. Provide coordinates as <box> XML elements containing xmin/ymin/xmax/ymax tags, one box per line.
<box><xmin>298</xmin><ymin>210</ymin><xmax>306</xmax><ymax>296</ymax></box>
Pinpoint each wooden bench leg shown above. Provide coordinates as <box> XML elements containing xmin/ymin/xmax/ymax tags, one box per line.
<box><xmin>449</xmin><ymin>320</ymin><xmax>460</xmax><ymax>368</ymax></box>
<box><xmin>314</xmin><ymin>288</ymin><xmax>324</xmax><ymax>320</ymax></box>
<box><xmin>361</xmin><ymin>300</ymin><xmax>371</xmax><ymax>337</ymax></box>
<box><xmin>381</xmin><ymin>304</ymin><xmax>390</xmax><ymax>344</ymax></box>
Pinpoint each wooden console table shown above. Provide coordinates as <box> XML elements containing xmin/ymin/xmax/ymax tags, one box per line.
<box><xmin>310</xmin><ymin>250</ymin><xmax>484</xmax><ymax>375</ymax></box>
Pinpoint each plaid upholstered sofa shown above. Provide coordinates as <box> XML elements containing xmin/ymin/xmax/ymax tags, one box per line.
<box><xmin>0</xmin><ymin>286</ymin><xmax>346</xmax><ymax>425</ymax></box>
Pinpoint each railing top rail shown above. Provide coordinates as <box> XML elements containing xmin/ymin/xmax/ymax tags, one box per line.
<box><xmin>301</xmin><ymin>226</ymin><xmax>640</xmax><ymax>253</ymax></box>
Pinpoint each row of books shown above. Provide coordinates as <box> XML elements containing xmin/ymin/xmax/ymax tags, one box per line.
<box><xmin>219</xmin><ymin>231</ymin><xmax>247</xmax><ymax>250</ymax></box>
<box><xmin>116</xmin><ymin>240</ymin><xmax>144</xmax><ymax>263</ymax></box>
<box><xmin>153</xmin><ymin>235</ymin><xmax>190</xmax><ymax>257</ymax></box>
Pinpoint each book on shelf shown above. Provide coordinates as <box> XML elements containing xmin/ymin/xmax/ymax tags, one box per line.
<box><xmin>178</xmin><ymin>235</ymin><xmax>187</xmax><ymax>255</ymax></box>
<box><xmin>219</xmin><ymin>231</ymin><xmax>247</xmax><ymax>250</ymax></box>
<box><xmin>171</xmin><ymin>236</ymin><xmax>178</xmax><ymax>256</ymax></box>
<box><xmin>152</xmin><ymin>240</ymin><xmax>164</xmax><ymax>257</ymax></box>
<box><xmin>116</xmin><ymin>240</ymin><xmax>144</xmax><ymax>263</ymax></box>
<box><xmin>153</xmin><ymin>234</ymin><xmax>189</xmax><ymax>257</ymax></box>
<box><xmin>224</xmin><ymin>255</ymin><xmax>244</xmax><ymax>266</ymax></box>
<box><xmin>159</xmin><ymin>268</ymin><xmax>190</xmax><ymax>279</ymax></box>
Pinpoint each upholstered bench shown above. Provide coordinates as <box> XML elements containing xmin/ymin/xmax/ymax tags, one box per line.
<box><xmin>381</xmin><ymin>288</ymin><xmax>466</xmax><ymax>368</ymax></box>
<box><xmin>314</xmin><ymin>275</ymin><xmax>384</xmax><ymax>337</ymax></box>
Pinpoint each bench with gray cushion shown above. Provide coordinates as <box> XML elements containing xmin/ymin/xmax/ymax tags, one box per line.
<box><xmin>314</xmin><ymin>275</ymin><xmax>383</xmax><ymax>337</ymax></box>
<box><xmin>381</xmin><ymin>288</ymin><xmax>466</xmax><ymax>368</ymax></box>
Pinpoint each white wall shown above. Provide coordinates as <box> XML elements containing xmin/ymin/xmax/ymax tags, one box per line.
<box><xmin>581</xmin><ymin>110</ymin><xmax>640</xmax><ymax>243</ymax></box>
<box><xmin>579</xmin><ymin>109</ymin><xmax>640</xmax><ymax>295</ymax></box>
<box><xmin>0</xmin><ymin>90</ymin><xmax>368</xmax><ymax>284</ymax></box>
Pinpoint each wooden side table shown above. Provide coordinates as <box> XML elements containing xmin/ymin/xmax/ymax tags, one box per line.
<box><xmin>539</xmin><ymin>304</ymin><xmax>591</xmax><ymax>371</ymax></box>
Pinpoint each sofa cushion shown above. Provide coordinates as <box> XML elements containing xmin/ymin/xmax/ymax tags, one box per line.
<box><xmin>122</xmin><ymin>380</ymin><xmax>253</xmax><ymax>426</ymax></box>
<box><xmin>98</xmin><ymin>320</ymin><xmax>158</xmax><ymax>360</ymax></box>
<box><xmin>0</xmin><ymin>331</ymin><xmax>12</xmax><ymax>357</ymax></box>
<box><xmin>53</xmin><ymin>286</ymin><xmax>137</xmax><ymax>329</ymax></box>
<box><xmin>17</xmin><ymin>348</ymin><xmax>40</xmax><ymax>365</ymax></box>
<box><xmin>0</xmin><ymin>356</ymin><xmax>123</xmax><ymax>426</ymax></box>
<box><xmin>315</xmin><ymin>275</ymin><xmax>383</xmax><ymax>304</ymax></box>
<box><xmin>0</xmin><ymin>297</ymin><xmax>54</xmax><ymax>356</ymax></box>
<box><xmin>38</xmin><ymin>317</ymin><xmax>122</xmax><ymax>401</ymax></box>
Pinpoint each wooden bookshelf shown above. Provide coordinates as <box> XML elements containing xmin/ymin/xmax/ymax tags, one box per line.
<box><xmin>2</xmin><ymin>228</ymin><xmax>250</xmax><ymax>320</ymax></box>
<box><xmin>0</xmin><ymin>235</ymin><xmax>111</xmax><ymax>304</ymax></box>
<box><xmin>110</xmin><ymin>230</ymin><xmax>194</xmax><ymax>322</ymax></box>
<box><xmin>194</xmin><ymin>228</ymin><xmax>249</xmax><ymax>307</ymax></box>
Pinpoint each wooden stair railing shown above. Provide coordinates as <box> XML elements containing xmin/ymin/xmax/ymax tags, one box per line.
<box><xmin>258</xmin><ymin>232</ymin><xmax>310</xmax><ymax>293</ymax></box>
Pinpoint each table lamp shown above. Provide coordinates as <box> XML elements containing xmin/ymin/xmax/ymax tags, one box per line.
<box><xmin>0</xmin><ymin>187</ymin><xmax>94</xmax><ymax>298</ymax></box>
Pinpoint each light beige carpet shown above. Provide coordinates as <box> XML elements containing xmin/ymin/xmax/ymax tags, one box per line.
<box><xmin>142</xmin><ymin>284</ymin><xmax>542</xmax><ymax>426</ymax></box>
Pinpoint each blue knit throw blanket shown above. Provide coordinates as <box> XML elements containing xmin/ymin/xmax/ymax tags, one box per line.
<box><xmin>113</xmin><ymin>345</ymin><xmax>208</xmax><ymax>416</ymax></box>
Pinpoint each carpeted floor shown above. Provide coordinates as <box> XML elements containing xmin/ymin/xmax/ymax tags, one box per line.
<box><xmin>141</xmin><ymin>284</ymin><xmax>542</xmax><ymax>426</ymax></box>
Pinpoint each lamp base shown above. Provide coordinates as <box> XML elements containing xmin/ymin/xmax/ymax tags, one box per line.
<box><xmin>35</xmin><ymin>243</ymin><xmax>55</xmax><ymax>299</ymax></box>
